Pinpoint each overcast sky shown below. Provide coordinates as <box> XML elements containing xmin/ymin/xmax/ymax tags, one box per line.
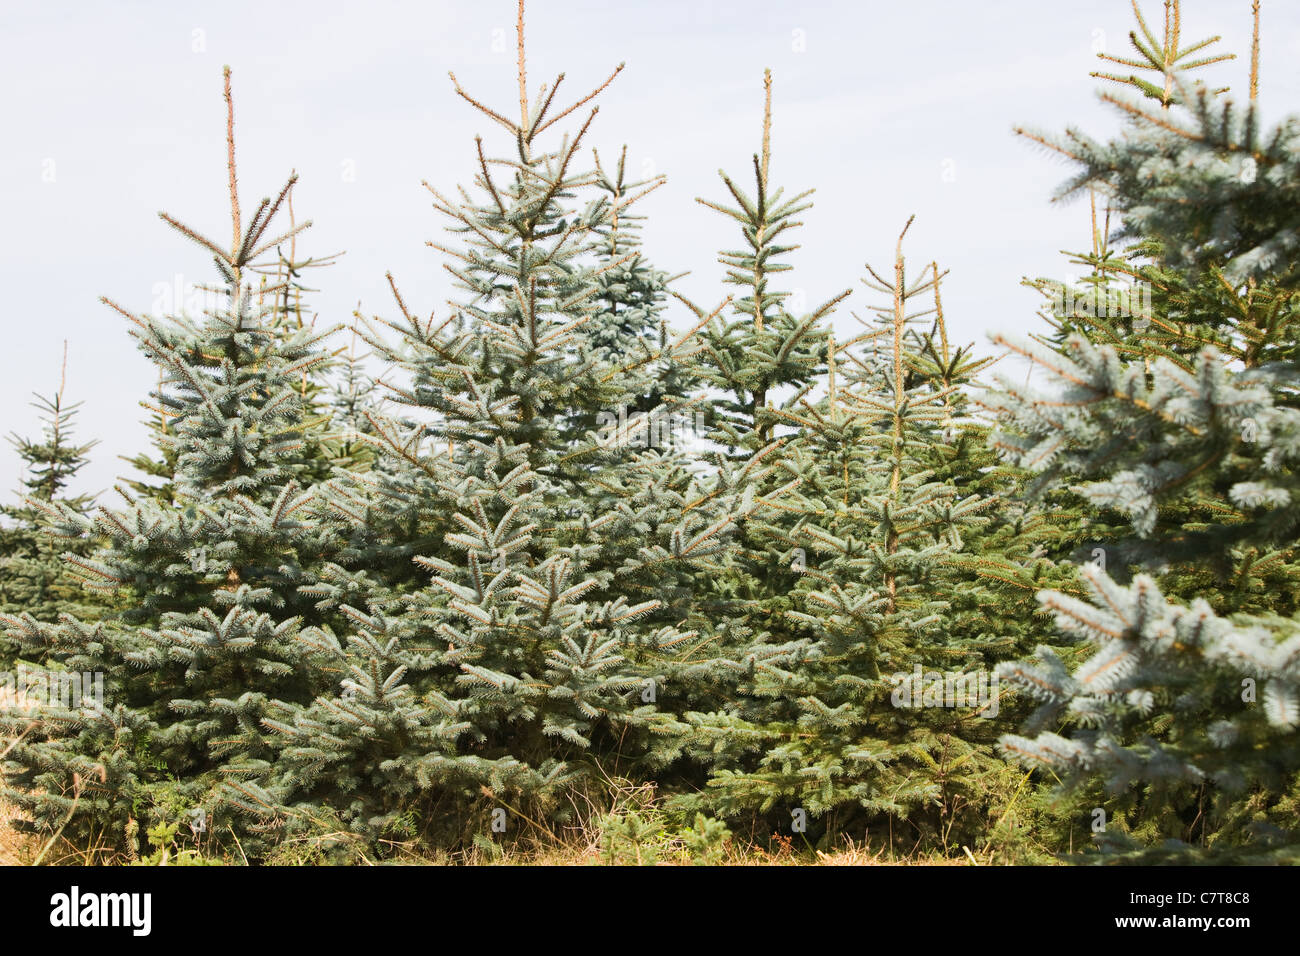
<box><xmin>3</xmin><ymin>0</ymin><xmax>1297</xmax><ymax>498</ymax></box>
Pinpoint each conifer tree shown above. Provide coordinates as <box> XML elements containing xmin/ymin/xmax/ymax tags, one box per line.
<box><xmin>0</xmin><ymin>69</ymin><xmax>341</xmax><ymax>852</ymax></box>
<box><xmin>248</xmin><ymin>1</ymin><xmax>774</xmax><ymax>848</ymax></box>
<box><xmin>668</xmin><ymin>72</ymin><xmax>852</xmax><ymax>768</ymax></box>
<box><xmin>118</xmin><ymin>181</ymin><xmax>342</xmax><ymax>511</ymax></box>
<box><xmin>989</xmin><ymin>1</ymin><xmax>1300</xmax><ymax>859</ymax></box>
<box><xmin>0</xmin><ymin>353</ymin><xmax>103</xmax><ymax>640</ymax></box>
<box><xmin>699</xmin><ymin>223</ymin><xmax>1060</xmax><ymax>851</ymax></box>
<box><xmin>686</xmin><ymin>70</ymin><xmax>848</xmax><ymax>455</ymax></box>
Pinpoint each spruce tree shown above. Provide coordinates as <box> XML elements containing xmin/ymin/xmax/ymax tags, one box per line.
<box><xmin>0</xmin><ymin>359</ymin><xmax>103</xmax><ymax>642</ymax></box>
<box><xmin>668</xmin><ymin>71</ymin><xmax>853</xmax><ymax>779</ymax></box>
<box><xmin>699</xmin><ymin>222</ymin><xmax>1061</xmax><ymax>852</ymax></box>
<box><xmin>0</xmin><ymin>68</ymin><xmax>341</xmax><ymax>854</ymax></box>
<box><xmin>249</xmin><ymin>2</ymin><xmax>768</xmax><ymax>849</ymax></box>
<box><xmin>989</xmin><ymin>1</ymin><xmax>1300</xmax><ymax>859</ymax></box>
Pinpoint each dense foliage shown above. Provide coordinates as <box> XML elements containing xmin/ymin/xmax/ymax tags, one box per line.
<box><xmin>2</xmin><ymin>0</ymin><xmax>1296</xmax><ymax>863</ymax></box>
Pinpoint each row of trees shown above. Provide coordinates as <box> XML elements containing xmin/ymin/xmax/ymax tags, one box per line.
<box><xmin>2</xmin><ymin>0</ymin><xmax>1296</xmax><ymax>862</ymax></box>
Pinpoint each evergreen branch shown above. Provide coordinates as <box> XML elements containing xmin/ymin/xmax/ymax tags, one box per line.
<box><xmin>532</xmin><ymin>62</ymin><xmax>624</xmax><ymax>139</ymax></box>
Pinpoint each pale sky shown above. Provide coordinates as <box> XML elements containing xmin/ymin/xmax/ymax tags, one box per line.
<box><xmin>3</xmin><ymin>0</ymin><xmax>1298</xmax><ymax>499</ymax></box>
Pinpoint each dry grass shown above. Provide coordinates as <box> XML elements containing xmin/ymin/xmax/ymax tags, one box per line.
<box><xmin>468</xmin><ymin>842</ymin><xmax>985</xmax><ymax>867</ymax></box>
<box><xmin>0</xmin><ymin>722</ymin><xmax>42</xmax><ymax>865</ymax></box>
<box><xmin>0</xmin><ymin>790</ymin><xmax>39</xmax><ymax>865</ymax></box>
<box><xmin>0</xmin><ymin>795</ymin><xmax>993</xmax><ymax>866</ymax></box>
<box><xmin>0</xmin><ymin>758</ymin><xmax>1027</xmax><ymax>867</ymax></box>
<box><xmin>349</xmin><ymin>832</ymin><xmax>995</xmax><ymax>866</ymax></box>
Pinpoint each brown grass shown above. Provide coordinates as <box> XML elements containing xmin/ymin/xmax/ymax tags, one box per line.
<box><xmin>0</xmin><ymin>723</ymin><xmax>42</xmax><ymax>865</ymax></box>
<box><xmin>0</xmin><ymin>794</ymin><xmax>993</xmax><ymax>866</ymax></box>
<box><xmin>0</xmin><ymin>791</ymin><xmax>39</xmax><ymax>865</ymax></box>
<box><xmin>0</xmin><ymin>759</ymin><xmax>1025</xmax><ymax>866</ymax></box>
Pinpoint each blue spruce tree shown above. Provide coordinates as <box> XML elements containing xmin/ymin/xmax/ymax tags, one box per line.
<box><xmin>989</xmin><ymin>1</ymin><xmax>1300</xmax><ymax>860</ymax></box>
<box><xmin>1</xmin><ymin>69</ymin><xmax>343</xmax><ymax>856</ymax></box>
